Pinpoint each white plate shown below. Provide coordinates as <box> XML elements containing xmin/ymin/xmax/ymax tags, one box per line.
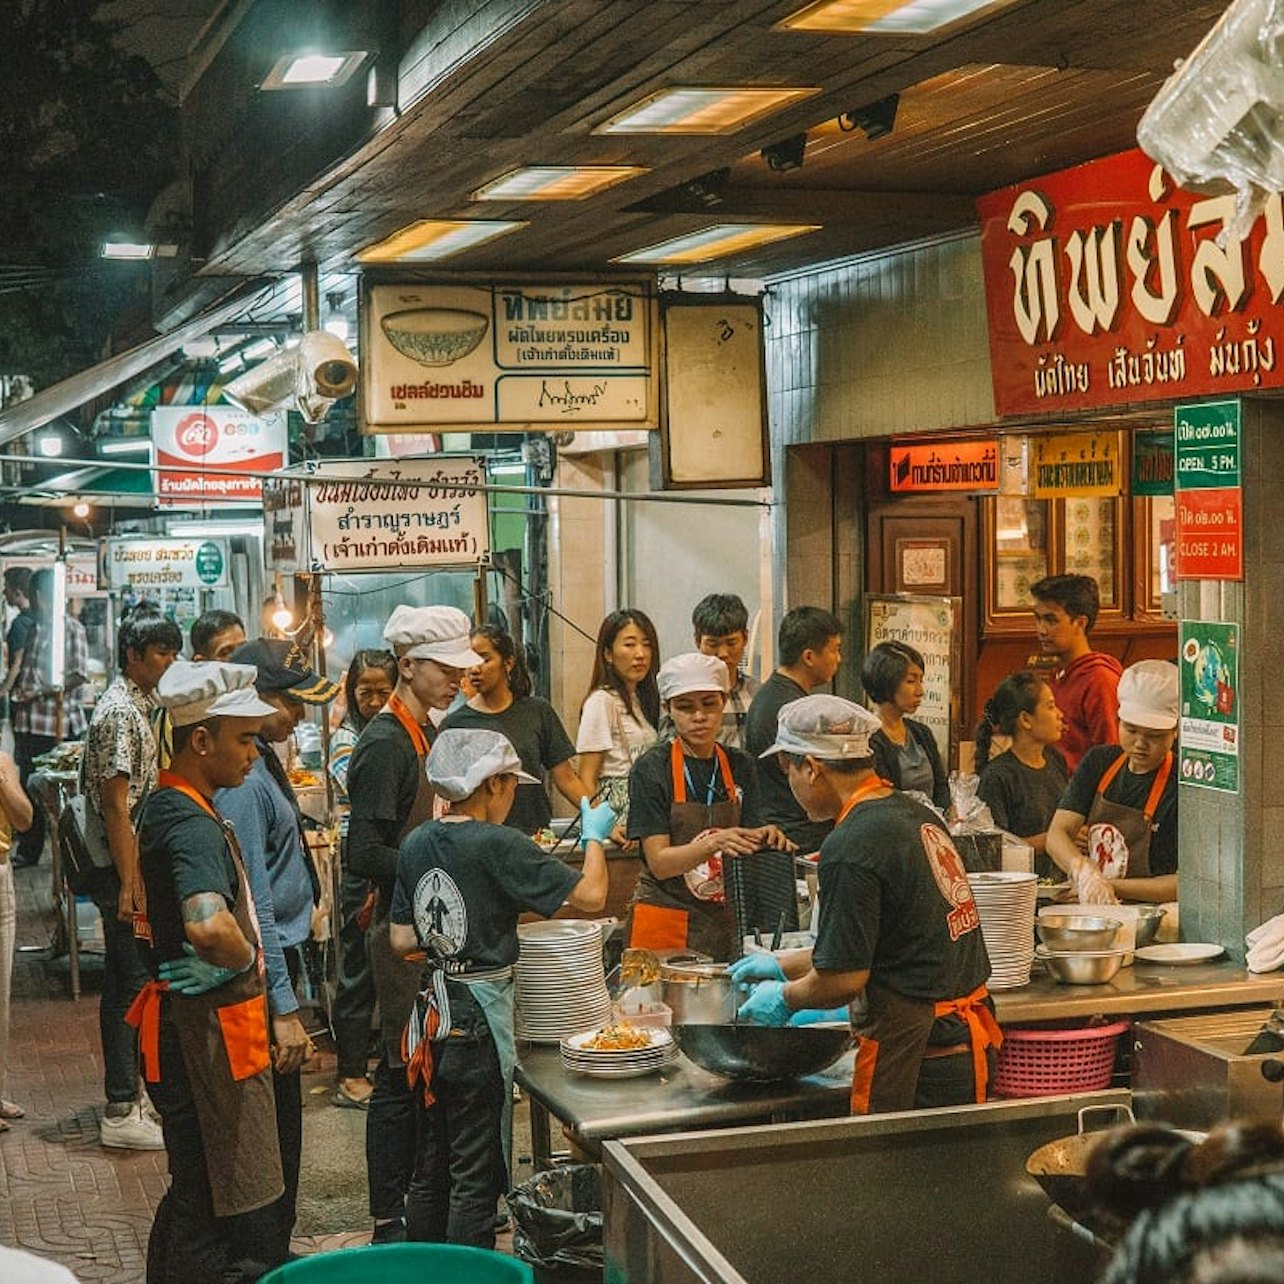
<box><xmin>564</xmin><ymin>1027</ymin><xmax>673</xmax><ymax>1052</ymax></box>
<box><xmin>1134</xmin><ymin>943</ymin><xmax>1225</xmax><ymax>965</ymax></box>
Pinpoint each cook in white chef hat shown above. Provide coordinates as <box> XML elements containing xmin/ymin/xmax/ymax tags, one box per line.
<box><xmin>156</xmin><ymin>659</ymin><xmax>278</xmax><ymax>727</ymax></box>
<box><xmin>656</xmin><ymin>652</ymin><xmax>730</xmax><ymax>703</ymax></box>
<box><xmin>759</xmin><ymin>694</ymin><xmax>881</xmax><ymax>761</ymax></box>
<box><xmin>382</xmin><ymin>604</ymin><xmax>482</xmax><ymax>668</ymax></box>
<box><xmin>425</xmin><ymin>729</ymin><xmax>540</xmax><ymax>802</ymax></box>
<box><xmin>1117</xmin><ymin>659</ymin><xmax>1179</xmax><ymax>730</ymax></box>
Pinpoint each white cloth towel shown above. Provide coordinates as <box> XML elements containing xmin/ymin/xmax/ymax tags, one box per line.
<box><xmin>1246</xmin><ymin>912</ymin><xmax>1284</xmax><ymax>973</ymax></box>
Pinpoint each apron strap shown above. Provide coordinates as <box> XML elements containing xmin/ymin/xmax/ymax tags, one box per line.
<box><xmin>1095</xmin><ymin>750</ymin><xmax>1173</xmax><ymax>823</ymax></box>
<box><xmin>670</xmin><ymin>740</ymin><xmax>736</xmax><ymax>805</ymax></box>
<box><xmin>125</xmin><ymin>979</ymin><xmax>167</xmax><ymax>1083</ymax></box>
<box><xmin>385</xmin><ymin>693</ymin><xmax>430</xmax><ymax>758</ymax></box>
<box><xmin>933</xmin><ymin>985</ymin><xmax>1003</xmax><ymax>1104</ymax></box>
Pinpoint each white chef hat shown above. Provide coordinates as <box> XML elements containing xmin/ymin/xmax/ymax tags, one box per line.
<box><xmin>156</xmin><ymin>660</ymin><xmax>278</xmax><ymax>727</ymax></box>
<box><xmin>657</xmin><ymin>652</ymin><xmax>730</xmax><ymax>703</ymax></box>
<box><xmin>425</xmin><ymin>729</ymin><xmax>539</xmax><ymax>802</ymax></box>
<box><xmin>759</xmin><ymin>694</ymin><xmax>882</xmax><ymax>760</ymax></box>
<box><xmin>1117</xmin><ymin>659</ymin><xmax>1179</xmax><ymax>730</ymax></box>
<box><xmin>382</xmin><ymin>604</ymin><xmax>481</xmax><ymax>667</ymax></box>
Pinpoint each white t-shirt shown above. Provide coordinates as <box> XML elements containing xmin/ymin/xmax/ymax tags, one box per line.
<box><xmin>576</xmin><ymin>688</ymin><xmax>657</xmax><ymax>777</ymax></box>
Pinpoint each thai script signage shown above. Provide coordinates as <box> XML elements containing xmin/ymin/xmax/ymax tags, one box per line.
<box><xmin>151</xmin><ymin>406</ymin><xmax>286</xmax><ymax>508</ymax></box>
<box><xmin>1174</xmin><ymin>400</ymin><xmax>1242</xmax><ymax>581</ymax></box>
<box><xmin>1179</xmin><ymin>621</ymin><xmax>1239</xmax><ymax>793</ymax></box>
<box><xmin>1031</xmin><ymin>431</ymin><xmax>1120</xmax><ymax>498</ymax></box>
<box><xmin>978</xmin><ymin>148</ymin><xmax>1284</xmax><ymax>416</ymax></box>
<box><xmin>1174</xmin><ymin>399</ymin><xmax>1240</xmax><ymax>488</ymax></box>
<box><xmin>362</xmin><ymin>282</ymin><xmax>656</xmax><ymax>432</ymax></box>
<box><xmin>1132</xmin><ymin>430</ymin><xmax>1174</xmax><ymax>497</ymax></box>
<box><xmin>99</xmin><ymin>538</ymin><xmax>230</xmax><ymax>591</ymax></box>
<box><xmin>262</xmin><ymin>458</ymin><xmax>489</xmax><ymax>574</ymax></box>
<box><xmin>888</xmin><ymin>440</ymin><xmax>998</xmax><ymax>493</ymax></box>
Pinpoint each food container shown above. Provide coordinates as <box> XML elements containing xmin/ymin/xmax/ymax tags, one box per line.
<box><xmin>1132</xmin><ymin>905</ymin><xmax>1166</xmax><ymax>948</ymax></box>
<box><xmin>659</xmin><ymin>957</ymin><xmax>735</xmax><ymax>1025</ymax></box>
<box><xmin>1035</xmin><ymin>945</ymin><xmax>1126</xmax><ymax>985</ymax></box>
<box><xmin>614</xmin><ymin>1001</ymin><xmax>672</xmax><ymax>1029</ymax></box>
<box><xmin>1036</xmin><ymin>915</ymin><xmax>1123</xmax><ymax>952</ymax></box>
<box><xmin>1038</xmin><ymin>903</ymin><xmax>1147</xmax><ymax>964</ymax></box>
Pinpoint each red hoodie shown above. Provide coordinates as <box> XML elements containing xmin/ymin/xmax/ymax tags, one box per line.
<box><xmin>1050</xmin><ymin>650</ymin><xmax>1123</xmax><ymax>772</ymax></box>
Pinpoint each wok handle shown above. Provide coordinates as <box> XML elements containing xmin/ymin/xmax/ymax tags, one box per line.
<box><xmin>1046</xmin><ymin>1203</ymin><xmax>1111</xmax><ymax>1253</ymax></box>
<box><xmin>1077</xmin><ymin>1103</ymin><xmax>1135</xmax><ymax>1136</ymax></box>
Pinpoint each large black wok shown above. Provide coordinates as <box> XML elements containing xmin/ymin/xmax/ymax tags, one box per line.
<box><xmin>673</xmin><ymin>1023</ymin><xmax>852</xmax><ymax>1082</ymax></box>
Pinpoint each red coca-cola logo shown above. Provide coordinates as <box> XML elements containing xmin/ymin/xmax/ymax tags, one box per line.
<box><xmin>174</xmin><ymin>413</ymin><xmax>217</xmax><ymax>458</ymax></box>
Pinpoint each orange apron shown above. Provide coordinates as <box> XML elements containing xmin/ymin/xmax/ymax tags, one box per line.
<box><xmin>626</xmin><ymin>741</ymin><xmax>742</xmax><ymax>959</ymax></box>
<box><xmin>128</xmin><ymin>770</ymin><xmax>283</xmax><ymax>1217</ymax></box>
<box><xmin>1086</xmin><ymin>751</ymin><xmax>1172</xmax><ymax>881</ymax></box>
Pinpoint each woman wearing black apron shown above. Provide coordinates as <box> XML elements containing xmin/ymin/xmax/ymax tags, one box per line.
<box><xmin>1046</xmin><ymin>660</ymin><xmax>1180</xmax><ymax>906</ymax></box>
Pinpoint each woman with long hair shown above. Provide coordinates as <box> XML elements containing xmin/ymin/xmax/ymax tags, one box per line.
<box><xmin>576</xmin><ymin>609</ymin><xmax>660</xmax><ymax>845</ymax></box>
<box><xmin>441</xmin><ymin>626</ymin><xmax>587</xmax><ymax>835</ymax></box>
<box><xmin>974</xmin><ymin>670</ymin><xmax>1068</xmax><ymax>869</ymax></box>
<box><xmin>863</xmin><ymin>640</ymin><xmax>950</xmax><ymax>810</ymax></box>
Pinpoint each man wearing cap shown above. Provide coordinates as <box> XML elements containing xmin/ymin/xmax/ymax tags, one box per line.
<box><xmin>625</xmin><ymin>652</ymin><xmax>793</xmax><ymax>959</ymax></box>
<box><xmin>210</xmin><ymin>639</ymin><xmax>338</xmax><ymax>1258</ymax></box>
<box><xmin>128</xmin><ymin>660</ymin><xmax>285</xmax><ymax>1284</ymax></box>
<box><xmin>730</xmin><ymin>694</ymin><xmax>1000</xmax><ymax>1115</ymax></box>
<box><xmin>389</xmin><ymin>730</ymin><xmax>613</xmax><ymax>1246</ymax></box>
<box><xmin>1045</xmin><ymin>659</ymin><xmax>1180</xmax><ymax>906</ymax></box>
<box><xmin>346</xmin><ymin>604</ymin><xmax>482</xmax><ymax>1244</ymax></box>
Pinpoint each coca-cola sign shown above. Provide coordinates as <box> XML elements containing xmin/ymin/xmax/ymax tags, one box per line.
<box><xmin>978</xmin><ymin>148</ymin><xmax>1284</xmax><ymax>417</ymax></box>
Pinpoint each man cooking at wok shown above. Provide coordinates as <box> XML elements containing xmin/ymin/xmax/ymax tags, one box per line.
<box><xmin>731</xmin><ymin>695</ymin><xmax>1001</xmax><ymax>1114</ymax></box>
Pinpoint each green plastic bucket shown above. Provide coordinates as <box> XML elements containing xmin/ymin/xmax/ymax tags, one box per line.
<box><xmin>260</xmin><ymin>1243</ymin><xmax>534</xmax><ymax>1284</ymax></box>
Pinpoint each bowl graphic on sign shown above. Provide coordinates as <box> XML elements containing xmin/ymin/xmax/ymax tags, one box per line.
<box><xmin>380</xmin><ymin>308</ymin><xmax>489</xmax><ymax>366</ymax></box>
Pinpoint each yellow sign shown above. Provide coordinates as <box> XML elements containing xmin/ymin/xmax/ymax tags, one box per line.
<box><xmin>1032</xmin><ymin>431</ymin><xmax>1120</xmax><ymax>498</ymax></box>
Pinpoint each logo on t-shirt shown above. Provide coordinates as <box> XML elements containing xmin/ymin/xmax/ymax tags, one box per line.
<box><xmin>919</xmin><ymin>825</ymin><xmax>981</xmax><ymax>941</ymax></box>
<box><xmin>413</xmin><ymin>869</ymin><xmax>468</xmax><ymax>956</ymax></box>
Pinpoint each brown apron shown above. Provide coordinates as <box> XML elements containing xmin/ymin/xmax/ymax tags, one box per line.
<box><xmin>366</xmin><ymin>695</ymin><xmax>437</xmax><ymax>1067</ymax></box>
<box><xmin>626</xmin><ymin>742</ymin><xmax>741</xmax><ymax>960</ymax></box>
<box><xmin>1085</xmin><ymin>751</ymin><xmax>1173</xmax><ymax>882</ymax></box>
<box><xmin>129</xmin><ymin>771</ymin><xmax>283</xmax><ymax>1218</ymax></box>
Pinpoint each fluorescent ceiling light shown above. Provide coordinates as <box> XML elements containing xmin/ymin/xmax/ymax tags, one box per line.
<box><xmin>472</xmin><ymin>166</ymin><xmax>649</xmax><ymax>201</ymax></box>
<box><xmin>99</xmin><ymin>438</ymin><xmax>152</xmax><ymax>456</ymax></box>
<box><xmin>356</xmin><ymin>219</ymin><xmax>526</xmax><ymax>263</ymax></box>
<box><xmin>596</xmin><ymin>87</ymin><xmax>820</xmax><ymax>135</ymax></box>
<box><xmin>614</xmin><ymin>223</ymin><xmax>821</xmax><ymax>265</ymax></box>
<box><xmin>37</xmin><ymin>434</ymin><xmax>64</xmax><ymax>458</ymax></box>
<box><xmin>101</xmin><ymin>240</ymin><xmax>154</xmax><ymax>260</ymax></box>
<box><xmin>780</xmin><ymin>0</ymin><xmax>1007</xmax><ymax>33</ymax></box>
<box><xmin>261</xmin><ymin>51</ymin><xmax>370</xmax><ymax>90</ymax></box>
<box><xmin>489</xmin><ymin>462</ymin><xmax>528</xmax><ymax>476</ymax></box>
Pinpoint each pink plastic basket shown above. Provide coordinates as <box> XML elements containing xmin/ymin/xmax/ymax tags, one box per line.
<box><xmin>993</xmin><ymin>1020</ymin><xmax>1129</xmax><ymax>1098</ymax></box>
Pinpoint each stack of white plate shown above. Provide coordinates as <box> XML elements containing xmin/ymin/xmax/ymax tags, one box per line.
<box><xmin>967</xmin><ymin>871</ymin><xmax>1038</xmax><ymax>990</ymax></box>
<box><xmin>559</xmin><ymin>1026</ymin><xmax>678</xmax><ymax>1078</ymax></box>
<box><xmin>515</xmin><ymin>920</ymin><xmax>612</xmax><ymax>1042</ymax></box>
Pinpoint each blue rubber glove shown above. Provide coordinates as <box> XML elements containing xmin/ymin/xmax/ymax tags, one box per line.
<box><xmin>580</xmin><ymin>797</ymin><xmax>617</xmax><ymax>849</ymax></box>
<box><xmin>158</xmin><ymin>943</ymin><xmax>248</xmax><ymax>996</ymax></box>
<box><xmin>736</xmin><ymin>980</ymin><xmax>792</xmax><ymax>1027</ymax></box>
<box><xmin>788</xmin><ymin>1006</ymin><xmax>849</xmax><ymax>1027</ymax></box>
<box><xmin>727</xmin><ymin>953</ymin><xmax>786</xmax><ymax>988</ymax></box>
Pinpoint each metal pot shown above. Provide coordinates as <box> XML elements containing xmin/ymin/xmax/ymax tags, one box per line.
<box><xmin>673</xmin><ymin>1023</ymin><xmax>852</xmax><ymax>1082</ymax></box>
<box><xmin>659</xmin><ymin>957</ymin><xmax>736</xmax><ymax>1025</ymax></box>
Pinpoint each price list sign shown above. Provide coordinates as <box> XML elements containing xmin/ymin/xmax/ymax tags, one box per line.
<box><xmin>1174</xmin><ymin>400</ymin><xmax>1242</xmax><ymax>581</ymax></box>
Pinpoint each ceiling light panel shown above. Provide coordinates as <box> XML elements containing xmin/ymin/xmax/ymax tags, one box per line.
<box><xmin>596</xmin><ymin>87</ymin><xmax>820</xmax><ymax>135</ymax></box>
<box><xmin>615</xmin><ymin>223</ymin><xmax>821</xmax><ymax>265</ymax></box>
<box><xmin>472</xmin><ymin>166</ymin><xmax>649</xmax><ymax>201</ymax></box>
<box><xmin>261</xmin><ymin>51</ymin><xmax>370</xmax><ymax>90</ymax></box>
<box><xmin>780</xmin><ymin>0</ymin><xmax>1008</xmax><ymax>34</ymax></box>
<box><xmin>356</xmin><ymin>220</ymin><xmax>526</xmax><ymax>263</ymax></box>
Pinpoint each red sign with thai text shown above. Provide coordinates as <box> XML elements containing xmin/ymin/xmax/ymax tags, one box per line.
<box><xmin>978</xmin><ymin>148</ymin><xmax>1284</xmax><ymax>417</ymax></box>
<box><xmin>1175</xmin><ymin>487</ymin><xmax>1243</xmax><ymax>581</ymax></box>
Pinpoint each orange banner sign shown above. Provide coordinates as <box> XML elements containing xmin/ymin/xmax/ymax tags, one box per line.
<box><xmin>889</xmin><ymin>441</ymin><xmax>999</xmax><ymax>493</ymax></box>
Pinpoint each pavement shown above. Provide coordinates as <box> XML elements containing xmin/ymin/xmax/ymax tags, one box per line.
<box><xmin>1</xmin><ymin>862</ymin><xmax>535</xmax><ymax>1281</ymax></box>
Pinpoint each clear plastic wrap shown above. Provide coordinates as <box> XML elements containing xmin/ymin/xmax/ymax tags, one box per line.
<box><xmin>947</xmin><ymin>771</ymin><xmax>1003</xmax><ymax>873</ymax></box>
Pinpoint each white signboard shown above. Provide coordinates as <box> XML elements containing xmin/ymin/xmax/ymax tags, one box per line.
<box><xmin>100</xmin><ymin>538</ymin><xmax>230</xmax><ymax>591</ymax></box>
<box><xmin>0</xmin><ymin>557</ymin><xmax>98</xmax><ymax>597</ymax></box>
<box><xmin>864</xmin><ymin>594</ymin><xmax>960</xmax><ymax>767</ymax></box>
<box><xmin>151</xmin><ymin>406</ymin><xmax>287</xmax><ymax>508</ymax></box>
<box><xmin>363</xmin><ymin>282</ymin><xmax>656</xmax><ymax>431</ymax></box>
<box><xmin>263</xmin><ymin>458</ymin><xmax>489</xmax><ymax>574</ymax></box>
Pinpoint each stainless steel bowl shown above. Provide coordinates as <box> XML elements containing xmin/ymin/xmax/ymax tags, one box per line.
<box><xmin>673</xmin><ymin>1023</ymin><xmax>852</xmax><ymax>1082</ymax></box>
<box><xmin>1036</xmin><ymin>915</ymin><xmax>1123</xmax><ymax>952</ymax></box>
<box><xmin>1132</xmin><ymin>906</ymin><xmax>1166</xmax><ymax>948</ymax></box>
<box><xmin>660</xmin><ymin>958</ymin><xmax>736</xmax><ymax>1025</ymax></box>
<box><xmin>1036</xmin><ymin>946</ymin><xmax>1126</xmax><ymax>985</ymax></box>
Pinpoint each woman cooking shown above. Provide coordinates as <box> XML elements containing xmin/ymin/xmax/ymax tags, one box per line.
<box><xmin>1045</xmin><ymin>660</ymin><xmax>1179</xmax><ymax>906</ymax></box>
<box><xmin>864</xmin><ymin>641</ymin><xmax>950</xmax><ymax>811</ymax></box>
<box><xmin>625</xmin><ymin>653</ymin><xmax>794</xmax><ymax>959</ymax></box>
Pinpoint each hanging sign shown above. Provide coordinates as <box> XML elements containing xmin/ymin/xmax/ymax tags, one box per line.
<box><xmin>888</xmin><ymin>440</ymin><xmax>999</xmax><ymax>493</ymax></box>
<box><xmin>1132</xmin><ymin>430</ymin><xmax>1174</xmax><ymax>496</ymax></box>
<box><xmin>151</xmin><ymin>406</ymin><xmax>287</xmax><ymax>508</ymax></box>
<box><xmin>362</xmin><ymin>281</ymin><xmax>656</xmax><ymax>432</ymax></box>
<box><xmin>1031</xmin><ymin>431</ymin><xmax>1120</xmax><ymax>497</ymax></box>
<box><xmin>1174</xmin><ymin>400</ymin><xmax>1240</xmax><ymax>489</ymax></box>
<box><xmin>1179</xmin><ymin>621</ymin><xmax>1239</xmax><ymax>793</ymax></box>
<box><xmin>979</xmin><ymin>148</ymin><xmax>1284</xmax><ymax>416</ymax></box>
<box><xmin>262</xmin><ymin>457</ymin><xmax>489</xmax><ymax>574</ymax></box>
<box><xmin>1174</xmin><ymin>489</ymin><xmax>1243</xmax><ymax>580</ymax></box>
<box><xmin>99</xmin><ymin>538</ymin><xmax>230</xmax><ymax>591</ymax></box>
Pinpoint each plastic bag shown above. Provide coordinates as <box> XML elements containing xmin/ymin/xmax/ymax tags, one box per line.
<box><xmin>508</xmin><ymin>1164</ymin><xmax>603</xmax><ymax>1271</ymax></box>
<box><xmin>947</xmin><ymin>772</ymin><xmax>1003</xmax><ymax>873</ymax></box>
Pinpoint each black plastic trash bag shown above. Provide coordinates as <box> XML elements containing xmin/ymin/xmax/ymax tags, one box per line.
<box><xmin>508</xmin><ymin>1164</ymin><xmax>603</xmax><ymax>1272</ymax></box>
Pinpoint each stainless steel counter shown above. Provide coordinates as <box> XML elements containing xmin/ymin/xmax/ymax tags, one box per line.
<box><xmin>993</xmin><ymin>959</ymin><xmax>1284</xmax><ymax>1024</ymax></box>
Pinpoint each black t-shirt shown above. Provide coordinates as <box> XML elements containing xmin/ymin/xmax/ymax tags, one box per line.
<box><xmin>1058</xmin><ymin>745</ymin><xmax>1179</xmax><ymax>876</ymax></box>
<box><xmin>742</xmin><ymin>671</ymin><xmax>833</xmax><ymax>851</ymax></box>
<box><xmin>390</xmin><ymin>819</ymin><xmax>580</xmax><ymax>972</ymax></box>
<box><xmin>138</xmin><ymin>785</ymin><xmax>240</xmax><ymax>965</ymax></box>
<box><xmin>347</xmin><ymin>711</ymin><xmax>426</xmax><ymax>901</ymax></box>
<box><xmin>977</xmin><ymin>748</ymin><xmax>1069</xmax><ymax>839</ymax></box>
<box><xmin>626</xmin><ymin>741</ymin><xmax>762</xmax><ymax>840</ymax></box>
<box><xmin>440</xmin><ymin>697</ymin><xmax>576</xmax><ymax>836</ymax></box>
<box><xmin>6</xmin><ymin>608</ymin><xmax>34</xmax><ymax>660</ymax></box>
<box><xmin>811</xmin><ymin>791</ymin><xmax>991</xmax><ymax>1010</ymax></box>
